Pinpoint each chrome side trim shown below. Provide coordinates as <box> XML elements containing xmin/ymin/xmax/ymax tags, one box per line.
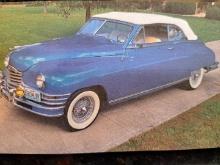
<box><xmin>39</xmin><ymin>100</ymin><xmax>66</xmax><ymax>106</ymax></box>
<box><xmin>42</xmin><ymin>92</ymin><xmax>71</xmax><ymax>97</ymax></box>
<box><xmin>13</xmin><ymin>97</ymin><xmax>65</xmax><ymax>110</ymax></box>
<box><xmin>109</xmin><ymin>78</ymin><xmax>188</xmax><ymax>104</ymax></box>
<box><xmin>41</xmin><ymin>96</ymin><xmax>68</xmax><ymax>101</ymax></box>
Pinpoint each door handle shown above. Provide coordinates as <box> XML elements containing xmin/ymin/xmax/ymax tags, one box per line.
<box><xmin>168</xmin><ymin>47</ymin><xmax>174</xmax><ymax>50</ymax></box>
<box><xmin>120</xmin><ymin>55</ymin><xmax>130</xmax><ymax>61</ymax></box>
<box><xmin>129</xmin><ymin>56</ymin><xmax>134</xmax><ymax>61</ymax></box>
<box><xmin>121</xmin><ymin>56</ymin><xmax>134</xmax><ymax>61</ymax></box>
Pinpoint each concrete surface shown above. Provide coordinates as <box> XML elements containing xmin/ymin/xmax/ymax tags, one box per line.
<box><xmin>0</xmin><ymin>41</ymin><xmax>219</xmax><ymax>154</ymax></box>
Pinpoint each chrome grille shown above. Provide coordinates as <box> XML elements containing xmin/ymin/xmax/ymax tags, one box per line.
<box><xmin>2</xmin><ymin>65</ymin><xmax>70</xmax><ymax>111</ymax></box>
<box><xmin>7</xmin><ymin>65</ymin><xmax>22</xmax><ymax>89</ymax></box>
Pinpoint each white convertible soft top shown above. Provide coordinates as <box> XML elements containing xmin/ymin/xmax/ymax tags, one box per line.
<box><xmin>93</xmin><ymin>12</ymin><xmax>198</xmax><ymax>40</ymax></box>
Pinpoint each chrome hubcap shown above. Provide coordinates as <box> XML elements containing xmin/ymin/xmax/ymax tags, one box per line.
<box><xmin>192</xmin><ymin>71</ymin><xmax>201</xmax><ymax>81</ymax></box>
<box><xmin>72</xmin><ymin>96</ymin><xmax>95</xmax><ymax>123</ymax></box>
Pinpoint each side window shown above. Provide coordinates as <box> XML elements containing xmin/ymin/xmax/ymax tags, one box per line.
<box><xmin>133</xmin><ymin>28</ymin><xmax>145</xmax><ymax>44</ymax></box>
<box><xmin>144</xmin><ymin>24</ymin><xmax>168</xmax><ymax>43</ymax></box>
<box><xmin>168</xmin><ymin>25</ymin><xmax>187</xmax><ymax>41</ymax></box>
<box><xmin>132</xmin><ymin>24</ymin><xmax>168</xmax><ymax>46</ymax></box>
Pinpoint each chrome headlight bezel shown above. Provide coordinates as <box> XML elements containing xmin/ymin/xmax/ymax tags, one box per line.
<box><xmin>36</xmin><ymin>74</ymin><xmax>45</xmax><ymax>89</ymax></box>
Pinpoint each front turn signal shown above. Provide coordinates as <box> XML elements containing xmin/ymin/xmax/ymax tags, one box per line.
<box><xmin>15</xmin><ymin>86</ymin><xmax>25</xmax><ymax>98</ymax></box>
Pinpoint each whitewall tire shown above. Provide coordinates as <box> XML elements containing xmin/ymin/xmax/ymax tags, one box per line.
<box><xmin>188</xmin><ymin>68</ymin><xmax>204</xmax><ymax>89</ymax></box>
<box><xmin>64</xmin><ymin>90</ymin><xmax>101</xmax><ymax>131</ymax></box>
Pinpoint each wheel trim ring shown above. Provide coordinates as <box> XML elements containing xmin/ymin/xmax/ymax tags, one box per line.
<box><xmin>67</xmin><ymin>91</ymin><xmax>100</xmax><ymax>130</ymax></box>
<box><xmin>189</xmin><ymin>68</ymin><xmax>204</xmax><ymax>89</ymax></box>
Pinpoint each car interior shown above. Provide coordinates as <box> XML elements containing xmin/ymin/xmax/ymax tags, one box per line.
<box><xmin>133</xmin><ymin>24</ymin><xmax>186</xmax><ymax>45</ymax></box>
<box><xmin>144</xmin><ymin>25</ymin><xmax>167</xmax><ymax>43</ymax></box>
<box><xmin>134</xmin><ymin>24</ymin><xmax>168</xmax><ymax>45</ymax></box>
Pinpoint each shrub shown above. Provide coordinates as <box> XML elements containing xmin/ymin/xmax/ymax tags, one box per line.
<box><xmin>25</xmin><ymin>1</ymin><xmax>44</xmax><ymax>7</ymax></box>
<box><xmin>164</xmin><ymin>2</ymin><xmax>196</xmax><ymax>15</ymax></box>
<box><xmin>206</xmin><ymin>6</ymin><xmax>220</xmax><ymax>20</ymax></box>
<box><xmin>215</xmin><ymin>1</ymin><xmax>220</xmax><ymax>8</ymax></box>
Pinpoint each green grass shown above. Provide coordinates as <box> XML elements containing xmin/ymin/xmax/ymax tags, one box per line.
<box><xmin>111</xmin><ymin>94</ymin><xmax>220</xmax><ymax>151</ymax></box>
<box><xmin>0</xmin><ymin>6</ymin><xmax>85</xmax><ymax>69</ymax></box>
<box><xmin>0</xmin><ymin>6</ymin><xmax>220</xmax><ymax>70</ymax></box>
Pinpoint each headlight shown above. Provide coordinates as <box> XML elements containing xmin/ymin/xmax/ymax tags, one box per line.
<box><xmin>36</xmin><ymin>74</ymin><xmax>45</xmax><ymax>89</ymax></box>
<box><xmin>4</xmin><ymin>56</ymin><xmax>9</xmax><ymax>67</ymax></box>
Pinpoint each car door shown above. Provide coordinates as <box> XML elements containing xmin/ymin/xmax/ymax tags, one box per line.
<box><xmin>167</xmin><ymin>24</ymin><xmax>200</xmax><ymax>77</ymax></box>
<box><xmin>122</xmin><ymin>24</ymin><xmax>188</xmax><ymax>97</ymax></box>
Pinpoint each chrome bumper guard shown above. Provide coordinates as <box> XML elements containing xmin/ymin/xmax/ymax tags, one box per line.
<box><xmin>0</xmin><ymin>71</ymin><xmax>14</xmax><ymax>101</ymax></box>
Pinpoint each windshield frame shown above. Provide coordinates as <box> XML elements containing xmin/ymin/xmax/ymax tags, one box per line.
<box><xmin>77</xmin><ymin>18</ymin><xmax>135</xmax><ymax>45</ymax></box>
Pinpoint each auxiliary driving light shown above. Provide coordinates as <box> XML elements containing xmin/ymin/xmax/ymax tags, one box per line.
<box><xmin>15</xmin><ymin>86</ymin><xmax>25</xmax><ymax>97</ymax></box>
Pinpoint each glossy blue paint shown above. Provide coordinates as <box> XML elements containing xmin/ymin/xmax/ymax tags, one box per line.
<box><xmin>9</xmin><ymin>34</ymin><xmax>124</xmax><ymax>72</ymax></box>
<box><xmin>122</xmin><ymin>40</ymin><xmax>216</xmax><ymax>98</ymax></box>
<box><xmin>1</xmin><ymin>18</ymin><xmax>218</xmax><ymax>117</ymax></box>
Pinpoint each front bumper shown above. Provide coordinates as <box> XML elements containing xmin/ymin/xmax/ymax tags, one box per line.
<box><xmin>0</xmin><ymin>71</ymin><xmax>69</xmax><ymax>117</ymax></box>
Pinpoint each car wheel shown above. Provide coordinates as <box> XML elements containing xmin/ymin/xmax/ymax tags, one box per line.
<box><xmin>188</xmin><ymin>68</ymin><xmax>204</xmax><ymax>89</ymax></box>
<box><xmin>64</xmin><ymin>90</ymin><xmax>101</xmax><ymax>131</ymax></box>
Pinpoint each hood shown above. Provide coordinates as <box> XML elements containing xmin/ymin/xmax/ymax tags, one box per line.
<box><xmin>9</xmin><ymin>34</ymin><xmax>124</xmax><ymax>72</ymax></box>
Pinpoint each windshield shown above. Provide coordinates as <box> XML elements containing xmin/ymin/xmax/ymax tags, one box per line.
<box><xmin>79</xmin><ymin>19</ymin><xmax>133</xmax><ymax>43</ymax></box>
<box><xmin>96</xmin><ymin>21</ymin><xmax>132</xmax><ymax>43</ymax></box>
<box><xmin>79</xmin><ymin>19</ymin><xmax>104</xmax><ymax>35</ymax></box>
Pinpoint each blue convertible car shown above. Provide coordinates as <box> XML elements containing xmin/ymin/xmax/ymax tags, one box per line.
<box><xmin>0</xmin><ymin>12</ymin><xmax>218</xmax><ymax>131</ymax></box>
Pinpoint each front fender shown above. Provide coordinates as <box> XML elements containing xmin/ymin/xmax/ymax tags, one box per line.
<box><xmin>22</xmin><ymin>56</ymin><xmax>124</xmax><ymax>101</ymax></box>
<box><xmin>22</xmin><ymin>58</ymin><xmax>98</xmax><ymax>92</ymax></box>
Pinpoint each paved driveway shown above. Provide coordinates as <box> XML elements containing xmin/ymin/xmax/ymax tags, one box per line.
<box><xmin>0</xmin><ymin>41</ymin><xmax>219</xmax><ymax>154</ymax></box>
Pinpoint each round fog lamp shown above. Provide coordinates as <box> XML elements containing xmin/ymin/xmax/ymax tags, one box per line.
<box><xmin>36</xmin><ymin>74</ymin><xmax>45</xmax><ymax>89</ymax></box>
<box><xmin>15</xmin><ymin>86</ymin><xmax>25</xmax><ymax>98</ymax></box>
